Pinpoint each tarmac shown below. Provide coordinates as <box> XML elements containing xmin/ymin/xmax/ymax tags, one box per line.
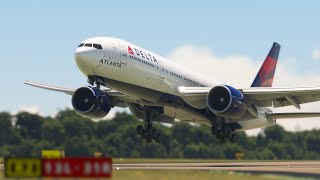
<box><xmin>113</xmin><ymin>161</ymin><xmax>320</xmax><ymax>178</ymax></box>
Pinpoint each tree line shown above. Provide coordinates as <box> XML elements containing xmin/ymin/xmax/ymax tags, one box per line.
<box><xmin>0</xmin><ymin>109</ymin><xmax>320</xmax><ymax>160</ymax></box>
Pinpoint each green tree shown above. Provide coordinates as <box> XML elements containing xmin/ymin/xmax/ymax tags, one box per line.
<box><xmin>1</xmin><ymin>109</ymin><xmax>320</xmax><ymax>160</ymax></box>
<box><xmin>305</xmin><ymin>132</ymin><xmax>320</xmax><ymax>153</ymax></box>
<box><xmin>41</xmin><ymin>118</ymin><xmax>65</xmax><ymax>146</ymax></box>
<box><xmin>264</xmin><ymin>125</ymin><xmax>285</xmax><ymax>142</ymax></box>
<box><xmin>16</xmin><ymin>112</ymin><xmax>43</xmax><ymax>139</ymax></box>
<box><xmin>64</xmin><ymin>136</ymin><xmax>91</xmax><ymax>156</ymax></box>
<box><xmin>0</xmin><ymin>112</ymin><xmax>20</xmax><ymax>145</ymax></box>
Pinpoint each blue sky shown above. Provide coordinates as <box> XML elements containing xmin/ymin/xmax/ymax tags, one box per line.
<box><xmin>1</xmin><ymin>1</ymin><xmax>320</xmax><ymax>116</ymax></box>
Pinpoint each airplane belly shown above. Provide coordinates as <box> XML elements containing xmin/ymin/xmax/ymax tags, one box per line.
<box><xmin>100</xmin><ymin>77</ymin><xmax>163</xmax><ymax>103</ymax></box>
<box><xmin>164</xmin><ymin>105</ymin><xmax>211</xmax><ymax>126</ymax></box>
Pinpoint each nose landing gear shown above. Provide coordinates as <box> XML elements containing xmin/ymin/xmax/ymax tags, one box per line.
<box><xmin>87</xmin><ymin>75</ymin><xmax>104</xmax><ymax>89</ymax></box>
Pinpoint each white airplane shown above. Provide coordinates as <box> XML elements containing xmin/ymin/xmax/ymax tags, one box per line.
<box><xmin>25</xmin><ymin>37</ymin><xmax>320</xmax><ymax>143</ymax></box>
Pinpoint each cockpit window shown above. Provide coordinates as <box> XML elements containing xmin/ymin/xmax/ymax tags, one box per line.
<box><xmin>79</xmin><ymin>43</ymin><xmax>102</xmax><ymax>49</ymax></box>
<box><xmin>93</xmin><ymin>44</ymin><xmax>102</xmax><ymax>49</ymax></box>
<box><xmin>84</xmin><ymin>43</ymin><xmax>92</xmax><ymax>47</ymax></box>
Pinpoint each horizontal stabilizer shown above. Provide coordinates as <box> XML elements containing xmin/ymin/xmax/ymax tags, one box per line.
<box><xmin>268</xmin><ymin>112</ymin><xmax>320</xmax><ymax>119</ymax></box>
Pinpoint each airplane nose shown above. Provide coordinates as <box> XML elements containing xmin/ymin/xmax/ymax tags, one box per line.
<box><xmin>75</xmin><ymin>48</ymin><xmax>98</xmax><ymax>75</ymax></box>
<box><xmin>75</xmin><ymin>49</ymin><xmax>96</xmax><ymax>65</ymax></box>
<box><xmin>75</xmin><ymin>51</ymin><xmax>86</xmax><ymax>64</ymax></box>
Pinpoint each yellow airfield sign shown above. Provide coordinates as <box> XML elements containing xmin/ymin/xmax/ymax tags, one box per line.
<box><xmin>5</xmin><ymin>158</ymin><xmax>41</xmax><ymax>178</ymax></box>
<box><xmin>41</xmin><ymin>150</ymin><xmax>65</xmax><ymax>159</ymax></box>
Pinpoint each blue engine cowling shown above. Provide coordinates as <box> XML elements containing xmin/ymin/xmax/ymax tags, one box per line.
<box><xmin>71</xmin><ymin>86</ymin><xmax>111</xmax><ymax>119</ymax></box>
<box><xmin>206</xmin><ymin>85</ymin><xmax>248</xmax><ymax>118</ymax></box>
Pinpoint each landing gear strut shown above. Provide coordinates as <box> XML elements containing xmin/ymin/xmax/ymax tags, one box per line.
<box><xmin>88</xmin><ymin>75</ymin><xmax>104</xmax><ymax>89</ymax></box>
<box><xmin>136</xmin><ymin>109</ymin><xmax>161</xmax><ymax>143</ymax></box>
<box><xmin>210</xmin><ymin>115</ymin><xmax>237</xmax><ymax>143</ymax></box>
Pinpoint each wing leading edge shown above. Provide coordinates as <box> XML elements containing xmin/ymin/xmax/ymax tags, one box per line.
<box><xmin>178</xmin><ymin>86</ymin><xmax>320</xmax><ymax>109</ymax></box>
<box><xmin>24</xmin><ymin>80</ymin><xmax>131</xmax><ymax>96</ymax></box>
<box><xmin>24</xmin><ymin>80</ymin><xmax>76</xmax><ymax>95</ymax></box>
<box><xmin>178</xmin><ymin>85</ymin><xmax>320</xmax><ymax>119</ymax></box>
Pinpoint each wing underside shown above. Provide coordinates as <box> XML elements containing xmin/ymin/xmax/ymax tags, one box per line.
<box><xmin>267</xmin><ymin>112</ymin><xmax>320</xmax><ymax>119</ymax></box>
<box><xmin>24</xmin><ymin>80</ymin><xmax>134</xmax><ymax>108</ymax></box>
<box><xmin>178</xmin><ymin>86</ymin><xmax>320</xmax><ymax>109</ymax></box>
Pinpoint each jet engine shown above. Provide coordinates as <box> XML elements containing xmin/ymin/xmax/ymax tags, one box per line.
<box><xmin>206</xmin><ymin>85</ymin><xmax>247</xmax><ymax>118</ymax></box>
<box><xmin>71</xmin><ymin>86</ymin><xmax>111</xmax><ymax>119</ymax></box>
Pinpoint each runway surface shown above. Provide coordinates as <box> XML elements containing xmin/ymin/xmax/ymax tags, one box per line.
<box><xmin>1</xmin><ymin>161</ymin><xmax>320</xmax><ymax>177</ymax></box>
<box><xmin>113</xmin><ymin>161</ymin><xmax>320</xmax><ymax>177</ymax></box>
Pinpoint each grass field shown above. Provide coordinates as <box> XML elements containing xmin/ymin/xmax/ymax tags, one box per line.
<box><xmin>112</xmin><ymin>169</ymin><xmax>315</xmax><ymax>180</ymax></box>
<box><xmin>0</xmin><ymin>170</ymin><xmax>314</xmax><ymax>180</ymax></box>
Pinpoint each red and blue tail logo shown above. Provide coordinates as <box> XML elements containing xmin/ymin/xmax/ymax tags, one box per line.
<box><xmin>251</xmin><ymin>42</ymin><xmax>281</xmax><ymax>87</ymax></box>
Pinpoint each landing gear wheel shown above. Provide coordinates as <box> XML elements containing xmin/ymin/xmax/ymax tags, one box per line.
<box><xmin>136</xmin><ymin>125</ymin><xmax>144</xmax><ymax>135</ymax></box>
<box><xmin>210</xmin><ymin>116</ymin><xmax>237</xmax><ymax>144</ymax></box>
<box><xmin>146</xmin><ymin>136</ymin><xmax>152</xmax><ymax>143</ymax></box>
<box><xmin>215</xmin><ymin>133</ymin><xmax>226</xmax><ymax>143</ymax></box>
<box><xmin>155</xmin><ymin>134</ymin><xmax>160</xmax><ymax>143</ymax></box>
<box><xmin>141</xmin><ymin>131</ymin><xmax>147</xmax><ymax>139</ymax></box>
<box><xmin>137</xmin><ymin>108</ymin><xmax>162</xmax><ymax>143</ymax></box>
<box><xmin>211</xmin><ymin>125</ymin><xmax>219</xmax><ymax>135</ymax></box>
<box><xmin>219</xmin><ymin>137</ymin><xmax>227</xmax><ymax>143</ymax></box>
<box><xmin>229</xmin><ymin>134</ymin><xmax>236</xmax><ymax>143</ymax></box>
<box><xmin>227</xmin><ymin>131</ymin><xmax>234</xmax><ymax>140</ymax></box>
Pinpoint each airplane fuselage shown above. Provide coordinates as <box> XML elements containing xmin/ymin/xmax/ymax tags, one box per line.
<box><xmin>75</xmin><ymin>37</ymin><xmax>276</xmax><ymax>131</ymax></box>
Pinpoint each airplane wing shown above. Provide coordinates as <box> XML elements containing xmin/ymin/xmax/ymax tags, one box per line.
<box><xmin>24</xmin><ymin>80</ymin><xmax>134</xmax><ymax>108</ymax></box>
<box><xmin>267</xmin><ymin>112</ymin><xmax>320</xmax><ymax>119</ymax></box>
<box><xmin>178</xmin><ymin>86</ymin><xmax>320</xmax><ymax>112</ymax></box>
<box><xmin>24</xmin><ymin>81</ymin><xmax>76</xmax><ymax>95</ymax></box>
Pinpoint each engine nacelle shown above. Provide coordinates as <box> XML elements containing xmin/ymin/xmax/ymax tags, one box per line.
<box><xmin>71</xmin><ymin>86</ymin><xmax>111</xmax><ymax>119</ymax></box>
<box><xmin>206</xmin><ymin>85</ymin><xmax>247</xmax><ymax>118</ymax></box>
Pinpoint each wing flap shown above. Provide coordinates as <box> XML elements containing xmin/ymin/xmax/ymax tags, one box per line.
<box><xmin>268</xmin><ymin>112</ymin><xmax>320</xmax><ymax>119</ymax></box>
<box><xmin>242</xmin><ymin>86</ymin><xmax>320</xmax><ymax>100</ymax></box>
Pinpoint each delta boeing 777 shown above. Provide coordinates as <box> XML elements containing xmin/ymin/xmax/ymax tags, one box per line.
<box><xmin>25</xmin><ymin>37</ymin><xmax>320</xmax><ymax>143</ymax></box>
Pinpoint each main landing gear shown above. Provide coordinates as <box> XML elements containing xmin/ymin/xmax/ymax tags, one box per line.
<box><xmin>136</xmin><ymin>109</ymin><xmax>160</xmax><ymax>143</ymax></box>
<box><xmin>210</xmin><ymin>116</ymin><xmax>237</xmax><ymax>143</ymax></box>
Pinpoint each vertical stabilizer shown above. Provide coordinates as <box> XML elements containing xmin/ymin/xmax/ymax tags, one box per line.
<box><xmin>251</xmin><ymin>42</ymin><xmax>281</xmax><ymax>87</ymax></box>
